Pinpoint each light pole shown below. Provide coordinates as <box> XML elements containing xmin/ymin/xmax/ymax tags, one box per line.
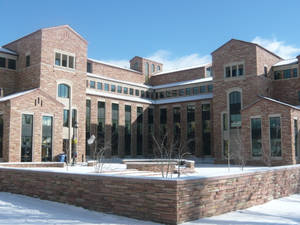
<box><xmin>72</xmin><ymin>122</ymin><xmax>78</xmax><ymax>166</ymax></box>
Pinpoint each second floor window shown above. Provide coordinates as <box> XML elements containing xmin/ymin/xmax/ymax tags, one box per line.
<box><xmin>225</xmin><ymin>63</ymin><xmax>244</xmax><ymax>78</ymax></box>
<box><xmin>55</xmin><ymin>52</ymin><xmax>75</xmax><ymax>69</ymax></box>
<box><xmin>58</xmin><ymin>84</ymin><xmax>70</xmax><ymax>98</ymax></box>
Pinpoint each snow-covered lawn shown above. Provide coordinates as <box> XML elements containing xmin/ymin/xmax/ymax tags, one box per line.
<box><xmin>0</xmin><ymin>192</ymin><xmax>300</xmax><ymax>225</ymax></box>
<box><xmin>8</xmin><ymin>163</ymin><xmax>300</xmax><ymax>179</ymax></box>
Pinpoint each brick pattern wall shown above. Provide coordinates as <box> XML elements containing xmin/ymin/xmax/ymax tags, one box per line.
<box><xmin>0</xmin><ymin>165</ymin><xmax>299</xmax><ymax>224</ymax></box>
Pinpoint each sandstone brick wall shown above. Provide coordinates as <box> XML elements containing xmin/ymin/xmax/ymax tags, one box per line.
<box><xmin>150</xmin><ymin>66</ymin><xmax>207</xmax><ymax>86</ymax></box>
<box><xmin>0</xmin><ymin>165</ymin><xmax>299</xmax><ymax>224</ymax></box>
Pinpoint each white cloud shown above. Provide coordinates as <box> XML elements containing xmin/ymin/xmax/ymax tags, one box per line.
<box><xmin>252</xmin><ymin>37</ymin><xmax>300</xmax><ymax>59</ymax></box>
<box><xmin>101</xmin><ymin>50</ymin><xmax>211</xmax><ymax>72</ymax></box>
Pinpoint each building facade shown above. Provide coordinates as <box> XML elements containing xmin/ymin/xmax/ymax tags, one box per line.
<box><xmin>0</xmin><ymin>25</ymin><xmax>299</xmax><ymax>165</ymax></box>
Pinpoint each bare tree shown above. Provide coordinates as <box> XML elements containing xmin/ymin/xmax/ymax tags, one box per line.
<box><xmin>231</xmin><ymin>128</ymin><xmax>246</xmax><ymax>170</ymax></box>
<box><xmin>174</xmin><ymin>139</ymin><xmax>191</xmax><ymax>178</ymax></box>
<box><xmin>94</xmin><ymin>143</ymin><xmax>110</xmax><ymax>173</ymax></box>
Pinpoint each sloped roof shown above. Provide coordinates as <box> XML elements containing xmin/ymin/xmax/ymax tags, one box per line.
<box><xmin>0</xmin><ymin>47</ymin><xmax>17</xmax><ymax>55</ymax></box>
<box><xmin>211</xmin><ymin>39</ymin><xmax>282</xmax><ymax>60</ymax></box>
<box><xmin>273</xmin><ymin>58</ymin><xmax>298</xmax><ymax>67</ymax></box>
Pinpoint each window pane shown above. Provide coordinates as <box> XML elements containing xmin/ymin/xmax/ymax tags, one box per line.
<box><xmin>111</xmin><ymin>85</ymin><xmax>116</xmax><ymax>92</ymax></box>
<box><xmin>62</xmin><ymin>54</ymin><xmax>67</xmax><ymax>67</ymax></box>
<box><xmin>21</xmin><ymin>114</ymin><xmax>33</xmax><ymax>162</ymax></box>
<box><xmin>229</xmin><ymin>91</ymin><xmax>241</xmax><ymax>128</ymax></box>
<box><xmin>117</xmin><ymin>86</ymin><xmax>122</xmax><ymax>93</ymax></box>
<box><xmin>251</xmin><ymin>118</ymin><xmax>262</xmax><ymax>157</ymax></box>
<box><xmin>179</xmin><ymin>89</ymin><xmax>184</xmax><ymax>96</ymax></box>
<box><xmin>42</xmin><ymin>116</ymin><xmax>53</xmax><ymax>162</ymax></box>
<box><xmin>232</xmin><ymin>65</ymin><xmax>237</xmax><ymax>77</ymax></box>
<box><xmin>63</xmin><ymin>109</ymin><xmax>69</xmax><ymax>127</ymax></box>
<box><xmin>97</xmin><ymin>82</ymin><xmax>102</xmax><ymax>90</ymax></box>
<box><xmin>186</xmin><ymin>88</ymin><xmax>191</xmax><ymax>96</ymax></box>
<box><xmin>69</xmin><ymin>56</ymin><xmax>74</xmax><ymax>68</ymax></box>
<box><xmin>55</xmin><ymin>53</ymin><xmax>61</xmax><ymax>66</ymax></box>
<box><xmin>72</xmin><ymin>109</ymin><xmax>77</xmax><ymax>127</ymax></box>
<box><xmin>207</xmin><ymin>85</ymin><xmax>213</xmax><ymax>92</ymax></box>
<box><xmin>225</xmin><ymin>67</ymin><xmax>231</xmax><ymax>77</ymax></box>
<box><xmin>87</xmin><ymin>62</ymin><xmax>92</xmax><ymax>73</ymax></box>
<box><xmin>104</xmin><ymin>83</ymin><xmax>109</xmax><ymax>91</ymax></box>
<box><xmin>270</xmin><ymin>117</ymin><xmax>281</xmax><ymax>157</ymax></box>
<box><xmin>58</xmin><ymin>84</ymin><xmax>70</xmax><ymax>98</ymax></box>
<box><xmin>238</xmin><ymin>64</ymin><xmax>244</xmax><ymax>76</ymax></box>
<box><xmin>90</xmin><ymin>81</ymin><xmax>95</xmax><ymax>88</ymax></box>
<box><xmin>0</xmin><ymin>57</ymin><xmax>5</xmax><ymax>68</ymax></box>
<box><xmin>8</xmin><ymin>59</ymin><xmax>16</xmax><ymax>70</ymax></box>
<box><xmin>293</xmin><ymin>68</ymin><xmax>298</xmax><ymax>77</ymax></box>
<box><xmin>200</xmin><ymin>86</ymin><xmax>206</xmax><ymax>93</ymax></box>
<box><xmin>152</xmin><ymin>64</ymin><xmax>155</xmax><ymax>72</ymax></box>
<box><xmin>283</xmin><ymin>69</ymin><xmax>291</xmax><ymax>79</ymax></box>
<box><xmin>193</xmin><ymin>87</ymin><xmax>198</xmax><ymax>95</ymax></box>
<box><xmin>129</xmin><ymin>88</ymin><xmax>133</xmax><ymax>95</ymax></box>
<box><xmin>26</xmin><ymin>55</ymin><xmax>30</xmax><ymax>67</ymax></box>
<box><xmin>135</xmin><ymin>89</ymin><xmax>139</xmax><ymax>96</ymax></box>
<box><xmin>124</xmin><ymin>87</ymin><xmax>128</xmax><ymax>94</ymax></box>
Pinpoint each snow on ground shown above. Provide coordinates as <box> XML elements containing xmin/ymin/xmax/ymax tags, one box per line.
<box><xmin>8</xmin><ymin>163</ymin><xmax>300</xmax><ymax>180</ymax></box>
<box><xmin>0</xmin><ymin>192</ymin><xmax>300</xmax><ymax>225</ymax></box>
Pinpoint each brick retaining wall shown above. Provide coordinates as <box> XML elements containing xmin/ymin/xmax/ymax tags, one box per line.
<box><xmin>0</xmin><ymin>166</ymin><xmax>299</xmax><ymax>224</ymax></box>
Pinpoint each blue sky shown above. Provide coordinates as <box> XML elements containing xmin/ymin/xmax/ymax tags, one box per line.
<box><xmin>1</xmin><ymin>0</ymin><xmax>300</xmax><ymax>71</ymax></box>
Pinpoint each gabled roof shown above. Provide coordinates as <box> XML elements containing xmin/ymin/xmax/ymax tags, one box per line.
<box><xmin>273</xmin><ymin>58</ymin><xmax>298</xmax><ymax>67</ymax></box>
<box><xmin>211</xmin><ymin>39</ymin><xmax>282</xmax><ymax>60</ymax></box>
<box><xmin>242</xmin><ymin>96</ymin><xmax>300</xmax><ymax>111</ymax></box>
<box><xmin>0</xmin><ymin>47</ymin><xmax>17</xmax><ymax>56</ymax></box>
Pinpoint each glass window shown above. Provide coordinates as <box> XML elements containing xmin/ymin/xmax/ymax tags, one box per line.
<box><xmin>179</xmin><ymin>89</ymin><xmax>184</xmax><ymax>96</ymax></box>
<box><xmin>145</xmin><ymin>62</ymin><xmax>149</xmax><ymax>76</ymax></box>
<box><xmin>193</xmin><ymin>87</ymin><xmax>198</xmax><ymax>95</ymax></box>
<box><xmin>55</xmin><ymin>53</ymin><xmax>61</xmax><ymax>66</ymax></box>
<box><xmin>159</xmin><ymin>92</ymin><xmax>164</xmax><ymax>98</ymax></box>
<box><xmin>135</xmin><ymin>89</ymin><xmax>139</xmax><ymax>96</ymax></box>
<box><xmin>232</xmin><ymin>65</ymin><xmax>237</xmax><ymax>77</ymax></box>
<box><xmin>90</xmin><ymin>81</ymin><xmax>95</xmax><ymax>88</ymax></box>
<box><xmin>87</xmin><ymin>62</ymin><xmax>92</xmax><ymax>73</ymax></box>
<box><xmin>86</xmin><ymin>100</ymin><xmax>91</xmax><ymax>156</ymax></box>
<box><xmin>152</xmin><ymin>64</ymin><xmax>155</xmax><ymax>73</ymax></box>
<box><xmin>129</xmin><ymin>88</ymin><xmax>133</xmax><ymax>95</ymax></box>
<box><xmin>157</xmin><ymin>65</ymin><xmax>161</xmax><ymax>71</ymax></box>
<box><xmin>97</xmin><ymin>82</ymin><xmax>102</xmax><ymax>90</ymax></box>
<box><xmin>133</xmin><ymin>62</ymin><xmax>139</xmax><ymax>70</ymax></box>
<box><xmin>274</xmin><ymin>71</ymin><xmax>281</xmax><ymax>80</ymax></box>
<box><xmin>137</xmin><ymin>107</ymin><xmax>143</xmax><ymax>155</ymax></box>
<box><xmin>98</xmin><ymin>102</ymin><xmax>105</xmax><ymax>148</ymax></box>
<box><xmin>270</xmin><ymin>117</ymin><xmax>281</xmax><ymax>157</ymax></box>
<box><xmin>173</xmin><ymin>107</ymin><xmax>181</xmax><ymax>145</ymax></box>
<box><xmin>172</xmin><ymin>90</ymin><xmax>177</xmax><ymax>97</ymax></box>
<box><xmin>238</xmin><ymin>64</ymin><xmax>244</xmax><ymax>76</ymax></box>
<box><xmin>124</xmin><ymin>87</ymin><xmax>128</xmax><ymax>94</ymax></box>
<box><xmin>0</xmin><ymin>57</ymin><xmax>5</xmax><ymax>68</ymax></box>
<box><xmin>200</xmin><ymin>86</ymin><xmax>206</xmax><ymax>93</ymax></box>
<box><xmin>166</xmin><ymin>91</ymin><xmax>171</xmax><ymax>97</ymax></box>
<box><xmin>208</xmin><ymin>84</ymin><xmax>213</xmax><ymax>92</ymax></box>
<box><xmin>8</xmin><ymin>59</ymin><xmax>16</xmax><ymax>70</ymax></box>
<box><xmin>42</xmin><ymin>116</ymin><xmax>53</xmax><ymax>162</ymax></box>
<box><xmin>63</xmin><ymin>109</ymin><xmax>69</xmax><ymax>127</ymax></box>
<box><xmin>283</xmin><ymin>69</ymin><xmax>291</xmax><ymax>79</ymax></box>
<box><xmin>223</xmin><ymin>113</ymin><xmax>228</xmax><ymax>131</ymax></box>
<box><xmin>104</xmin><ymin>83</ymin><xmax>109</xmax><ymax>91</ymax></box>
<box><xmin>160</xmin><ymin>108</ymin><xmax>167</xmax><ymax>140</ymax></box>
<box><xmin>202</xmin><ymin>104</ymin><xmax>211</xmax><ymax>155</ymax></box>
<box><xmin>58</xmin><ymin>84</ymin><xmax>70</xmax><ymax>98</ymax></box>
<box><xmin>148</xmin><ymin>108</ymin><xmax>154</xmax><ymax>154</ymax></box>
<box><xmin>111</xmin><ymin>103</ymin><xmax>119</xmax><ymax>155</ymax></box>
<box><xmin>0</xmin><ymin>115</ymin><xmax>3</xmax><ymax>158</ymax></box>
<box><xmin>251</xmin><ymin>118</ymin><xmax>262</xmax><ymax>157</ymax></box>
<box><xmin>229</xmin><ymin>91</ymin><xmax>241</xmax><ymax>128</ymax></box>
<box><xmin>72</xmin><ymin>109</ymin><xmax>77</xmax><ymax>127</ymax></box>
<box><xmin>141</xmin><ymin>90</ymin><xmax>145</xmax><ymax>97</ymax></box>
<box><xmin>206</xmin><ymin>67</ymin><xmax>211</xmax><ymax>77</ymax></box>
<box><xmin>186</xmin><ymin>88</ymin><xmax>191</xmax><ymax>96</ymax></box>
<box><xmin>125</xmin><ymin>105</ymin><xmax>131</xmax><ymax>155</ymax></box>
<box><xmin>293</xmin><ymin>68</ymin><xmax>298</xmax><ymax>77</ymax></box>
<box><xmin>21</xmin><ymin>114</ymin><xmax>33</xmax><ymax>162</ymax></box>
<box><xmin>69</xmin><ymin>56</ymin><xmax>74</xmax><ymax>69</ymax></box>
<box><xmin>62</xmin><ymin>54</ymin><xmax>67</xmax><ymax>67</ymax></box>
<box><xmin>294</xmin><ymin>119</ymin><xmax>298</xmax><ymax>157</ymax></box>
<box><xmin>117</xmin><ymin>86</ymin><xmax>122</xmax><ymax>93</ymax></box>
<box><xmin>264</xmin><ymin>66</ymin><xmax>268</xmax><ymax>77</ymax></box>
<box><xmin>26</xmin><ymin>55</ymin><xmax>30</xmax><ymax>67</ymax></box>
<box><xmin>187</xmin><ymin>105</ymin><xmax>195</xmax><ymax>154</ymax></box>
<box><xmin>225</xmin><ymin>66</ymin><xmax>231</xmax><ymax>77</ymax></box>
<box><xmin>111</xmin><ymin>84</ymin><xmax>116</xmax><ymax>92</ymax></box>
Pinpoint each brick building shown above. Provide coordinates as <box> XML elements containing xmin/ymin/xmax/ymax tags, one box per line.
<box><xmin>0</xmin><ymin>25</ymin><xmax>299</xmax><ymax>165</ymax></box>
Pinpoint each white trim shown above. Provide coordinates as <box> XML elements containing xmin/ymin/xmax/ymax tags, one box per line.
<box><xmin>155</xmin><ymin>93</ymin><xmax>213</xmax><ymax>104</ymax></box>
<box><xmin>153</xmin><ymin>77</ymin><xmax>213</xmax><ymax>90</ymax></box>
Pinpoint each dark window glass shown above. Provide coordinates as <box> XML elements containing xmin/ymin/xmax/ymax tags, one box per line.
<box><xmin>111</xmin><ymin>85</ymin><xmax>116</xmax><ymax>92</ymax></box>
<box><xmin>270</xmin><ymin>117</ymin><xmax>281</xmax><ymax>157</ymax></box>
<box><xmin>125</xmin><ymin>105</ymin><xmax>131</xmax><ymax>155</ymax></box>
<box><xmin>264</xmin><ymin>66</ymin><xmax>268</xmax><ymax>77</ymax></box>
<box><xmin>157</xmin><ymin>65</ymin><xmax>161</xmax><ymax>71</ymax></box>
<box><xmin>232</xmin><ymin>65</ymin><xmax>237</xmax><ymax>77</ymax></box>
<box><xmin>137</xmin><ymin>107</ymin><xmax>143</xmax><ymax>155</ymax></box>
<box><xmin>62</xmin><ymin>54</ymin><xmax>67</xmax><ymax>67</ymax></box>
<box><xmin>135</xmin><ymin>89</ymin><xmax>139</xmax><ymax>96</ymax></box>
<box><xmin>69</xmin><ymin>56</ymin><xmax>74</xmax><ymax>69</ymax></box>
<box><xmin>172</xmin><ymin>90</ymin><xmax>177</xmax><ymax>97</ymax></box>
<box><xmin>202</xmin><ymin>104</ymin><xmax>211</xmax><ymax>155</ymax></box>
<box><xmin>200</xmin><ymin>86</ymin><xmax>206</xmax><ymax>93</ymax></box>
<box><xmin>0</xmin><ymin>116</ymin><xmax>3</xmax><ymax>158</ymax></box>
<box><xmin>160</xmin><ymin>108</ymin><xmax>167</xmax><ymax>142</ymax></box>
<box><xmin>8</xmin><ymin>59</ymin><xmax>16</xmax><ymax>70</ymax></box>
<box><xmin>166</xmin><ymin>91</ymin><xmax>171</xmax><ymax>97</ymax></box>
<box><xmin>55</xmin><ymin>53</ymin><xmax>61</xmax><ymax>66</ymax></box>
<box><xmin>283</xmin><ymin>69</ymin><xmax>291</xmax><ymax>79</ymax></box>
<box><xmin>295</xmin><ymin>120</ymin><xmax>298</xmax><ymax>157</ymax></box>
<box><xmin>179</xmin><ymin>89</ymin><xmax>184</xmax><ymax>96</ymax></box>
<box><xmin>298</xmin><ymin>91</ymin><xmax>300</xmax><ymax>103</ymax></box>
<box><xmin>229</xmin><ymin>91</ymin><xmax>241</xmax><ymax>128</ymax></box>
<box><xmin>86</xmin><ymin>100</ymin><xmax>91</xmax><ymax>156</ymax></box>
<box><xmin>87</xmin><ymin>62</ymin><xmax>92</xmax><ymax>73</ymax></box>
<box><xmin>90</xmin><ymin>81</ymin><xmax>95</xmax><ymax>88</ymax></box>
<box><xmin>207</xmin><ymin>84</ymin><xmax>213</xmax><ymax>92</ymax></box>
<box><xmin>274</xmin><ymin>71</ymin><xmax>281</xmax><ymax>80</ymax></box>
<box><xmin>193</xmin><ymin>87</ymin><xmax>198</xmax><ymax>95</ymax></box>
<box><xmin>238</xmin><ymin>64</ymin><xmax>244</xmax><ymax>76</ymax></box>
<box><xmin>152</xmin><ymin>64</ymin><xmax>155</xmax><ymax>73</ymax></box>
<box><xmin>251</xmin><ymin>118</ymin><xmax>262</xmax><ymax>157</ymax></box>
<box><xmin>63</xmin><ymin>109</ymin><xmax>69</xmax><ymax>127</ymax></box>
<box><xmin>186</xmin><ymin>88</ymin><xmax>191</xmax><ymax>96</ymax></box>
<box><xmin>293</xmin><ymin>68</ymin><xmax>298</xmax><ymax>77</ymax></box>
<box><xmin>173</xmin><ymin>107</ymin><xmax>181</xmax><ymax>146</ymax></box>
<box><xmin>148</xmin><ymin>108</ymin><xmax>154</xmax><ymax>155</ymax></box>
<box><xmin>104</xmin><ymin>83</ymin><xmax>109</xmax><ymax>91</ymax></box>
<box><xmin>97</xmin><ymin>82</ymin><xmax>102</xmax><ymax>90</ymax></box>
<box><xmin>117</xmin><ymin>86</ymin><xmax>122</xmax><ymax>93</ymax></box>
<box><xmin>124</xmin><ymin>87</ymin><xmax>128</xmax><ymax>94</ymax></box>
<box><xmin>58</xmin><ymin>84</ymin><xmax>70</xmax><ymax>98</ymax></box>
<box><xmin>98</xmin><ymin>102</ymin><xmax>105</xmax><ymax>148</ymax></box>
<box><xmin>21</xmin><ymin>114</ymin><xmax>33</xmax><ymax>162</ymax></box>
<box><xmin>72</xmin><ymin>109</ymin><xmax>77</xmax><ymax>127</ymax></box>
<box><xmin>159</xmin><ymin>92</ymin><xmax>164</xmax><ymax>98</ymax></box>
<box><xmin>225</xmin><ymin>66</ymin><xmax>231</xmax><ymax>77</ymax></box>
<box><xmin>0</xmin><ymin>57</ymin><xmax>5</xmax><ymax>68</ymax></box>
<box><xmin>187</xmin><ymin>105</ymin><xmax>195</xmax><ymax>154</ymax></box>
<box><xmin>141</xmin><ymin>90</ymin><xmax>145</xmax><ymax>97</ymax></box>
<box><xmin>42</xmin><ymin>116</ymin><xmax>53</xmax><ymax>162</ymax></box>
<box><xmin>26</xmin><ymin>55</ymin><xmax>30</xmax><ymax>67</ymax></box>
<box><xmin>129</xmin><ymin>88</ymin><xmax>134</xmax><ymax>95</ymax></box>
<box><xmin>111</xmin><ymin>103</ymin><xmax>119</xmax><ymax>155</ymax></box>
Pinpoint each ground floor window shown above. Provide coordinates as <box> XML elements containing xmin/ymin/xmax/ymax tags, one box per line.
<box><xmin>270</xmin><ymin>117</ymin><xmax>281</xmax><ymax>157</ymax></box>
<box><xmin>148</xmin><ymin>108</ymin><xmax>154</xmax><ymax>155</ymax></box>
<box><xmin>137</xmin><ymin>107</ymin><xmax>143</xmax><ymax>155</ymax></box>
<box><xmin>187</xmin><ymin>105</ymin><xmax>195</xmax><ymax>154</ymax></box>
<box><xmin>21</xmin><ymin>114</ymin><xmax>33</xmax><ymax>162</ymax></box>
<box><xmin>111</xmin><ymin>103</ymin><xmax>119</xmax><ymax>155</ymax></box>
<box><xmin>294</xmin><ymin>119</ymin><xmax>298</xmax><ymax>157</ymax></box>
<box><xmin>0</xmin><ymin>115</ymin><xmax>3</xmax><ymax>158</ymax></box>
<box><xmin>202</xmin><ymin>104</ymin><xmax>211</xmax><ymax>155</ymax></box>
<box><xmin>42</xmin><ymin>116</ymin><xmax>53</xmax><ymax>162</ymax></box>
<box><xmin>251</xmin><ymin>118</ymin><xmax>262</xmax><ymax>157</ymax></box>
<box><xmin>125</xmin><ymin>105</ymin><xmax>131</xmax><ymax>155</ymax></box>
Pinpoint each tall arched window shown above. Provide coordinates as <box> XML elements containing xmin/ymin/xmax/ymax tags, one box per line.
<box><xmin>229</xmin><ymin>91</ymin><xmax>241</xmax><ymax>128</ymax></box>
<box><xmin>58</xmin><ymin>84</ymin><xmax>70</xmax><ymax>98</ymax></box>
<box><xmin>152</xmin><ymin>64</ymin><xmax>155</xmax><ymax>73</ymax></box>
<box><xmin>145</xmin><ymin>62</ymin><xmax>149</xmax><ymax>76</ymax></box>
